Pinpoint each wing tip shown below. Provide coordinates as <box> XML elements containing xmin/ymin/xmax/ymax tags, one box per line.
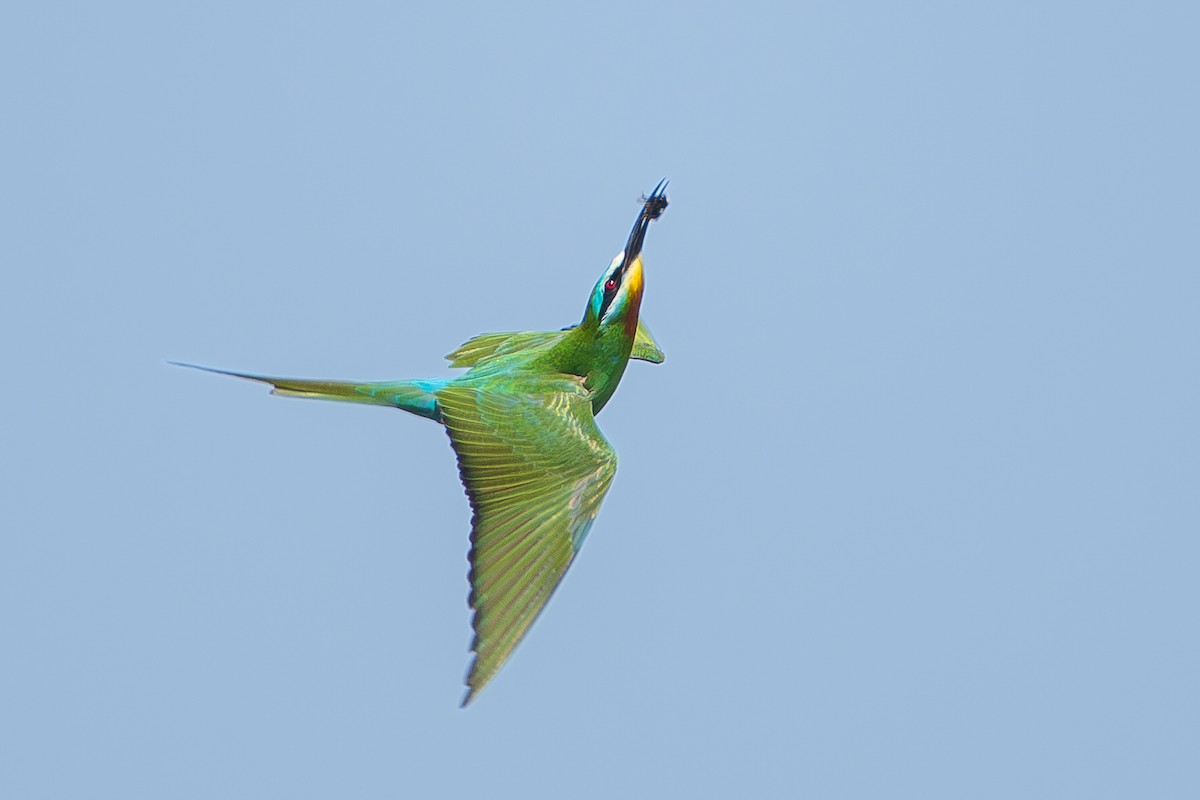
<box><xmin>461</xmin><ymin>652</ymin><xmax>491</xmax><ymax>708</ymax></box>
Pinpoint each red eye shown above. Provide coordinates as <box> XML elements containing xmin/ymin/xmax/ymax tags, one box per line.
<box><xmin>605</xmin><ymin>278</ymin><xmax>618</xmax><ymax>291</ymax></box>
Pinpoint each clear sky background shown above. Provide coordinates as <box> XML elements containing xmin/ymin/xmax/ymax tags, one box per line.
<box><xmin>2</xmin><ymin>2</ymin><xmax>1197</xmax><ymax>798</ymax></box>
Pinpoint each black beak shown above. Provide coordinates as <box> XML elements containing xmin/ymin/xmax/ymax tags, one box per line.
<box><xmin>620</xmin><ymin>178</ymin><xmax>669</xmax><ymax>271</ymax></box>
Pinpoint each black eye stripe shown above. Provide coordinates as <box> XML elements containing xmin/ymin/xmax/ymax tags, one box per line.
<box><xmin>599</xmin><ymin>272</ymin><xmax>621</xmax><ymax>317</ymax></box>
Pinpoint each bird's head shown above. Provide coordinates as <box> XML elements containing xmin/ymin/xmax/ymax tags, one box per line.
<box><xmin>582</xmin><ymin>179</ymin><xmax>668</xmax><ymax>337</ymax></box>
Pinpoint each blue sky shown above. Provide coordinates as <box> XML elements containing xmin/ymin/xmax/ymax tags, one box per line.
<box><xmin>2</xmin><ymin>2</ymin><xmax>1197</xmax><ymax>798</ymax></box>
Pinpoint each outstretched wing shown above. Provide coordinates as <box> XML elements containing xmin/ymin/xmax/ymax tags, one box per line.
<box><xmin>437</xmin><ymin>374</ymin><xmax>617</xmax><ymax>705</ymax></box>
<box><xmin>445</xmin><ymin>331</ymin><xmax>563</xmax><ymax>368</ymax></box>
<box><xmin>446</xmin><ymin>320</ymin><xmax>665</xmax><ymax>368</ymax></box>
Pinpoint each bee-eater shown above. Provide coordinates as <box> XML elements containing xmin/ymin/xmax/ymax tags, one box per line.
<box><xmin>176</xmin><ymin>180</ymin><xmax>669</xmax><ymax>705</ymax></box>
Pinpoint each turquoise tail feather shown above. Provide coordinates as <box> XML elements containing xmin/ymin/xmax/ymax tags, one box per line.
<box><xmin>171</xmin><ymin>362</ymin><xmax>445</xmax><ymax>421</ymax></box>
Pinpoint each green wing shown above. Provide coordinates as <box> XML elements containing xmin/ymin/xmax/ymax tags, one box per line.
<box><xmin>447</xmin><ymin>320</ymin><xmax>665</xmax><ymax>368</ymax></box>
<box><xmin>445</xmin><ymin>331</ymin><xmax>563</xmax><ymax>368</ymax></box>
<box><xmin>631</xmin><ymin>320</ymin><xmax>665</xmax><ymax>363</ymax></box>
<box><xmin>437</xmin><ymin>374</ymin><xmax>617</xmax><ymax>705</ymax></box>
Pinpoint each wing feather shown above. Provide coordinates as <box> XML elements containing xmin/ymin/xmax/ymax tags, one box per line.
<box><xmin>444</xmin><ymin>331</ymin><xmax>563</xmax><ymax>368</ymax></box>
<box><xmin>438</xmin><ymin>375</ymin><xmax>617</xmax><ymax>705</ymax></box>
<box><xmin>445</xmin><ymin>322</ymin><xmax>664</xmax><ymax>368</ymax></box>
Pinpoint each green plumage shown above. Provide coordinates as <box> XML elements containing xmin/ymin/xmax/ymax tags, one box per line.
<box><xmin>446</xmin><ymin>320</ymin><xmax>664</xmax><ymax>368</ymax></box>
<box><xmin>176</xmin><ymin>181</ymin><xmax>669</xmax><ymax>705</ymax></box>
<box><xmin>439</xmin><ymin>374</ymin><xmax>616</xmax><ymax>704</ymax></box>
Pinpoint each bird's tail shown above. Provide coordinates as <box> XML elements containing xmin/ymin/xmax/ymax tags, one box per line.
<box><xmin>170</xmin><ymin>362</ymin><xmax>444</xmax><ymax>421</ymax></box>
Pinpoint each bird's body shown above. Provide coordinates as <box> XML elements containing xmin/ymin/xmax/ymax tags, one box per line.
<box><xmin>178</xmin><ymin>181</ymin><xmax>669</xmax><ymax>704</ymax></box>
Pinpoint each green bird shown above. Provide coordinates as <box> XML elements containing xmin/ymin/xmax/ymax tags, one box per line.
<box><xmin>176</xmin><ymin>180</ymin><xmax>669</xmax><ymax>705</ymax></box>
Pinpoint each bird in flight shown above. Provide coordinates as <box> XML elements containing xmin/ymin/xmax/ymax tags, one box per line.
<box><xmin>176</xmin><ymin>180</ymin><xmax>670</xmax><ymax>705</ymax></box>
